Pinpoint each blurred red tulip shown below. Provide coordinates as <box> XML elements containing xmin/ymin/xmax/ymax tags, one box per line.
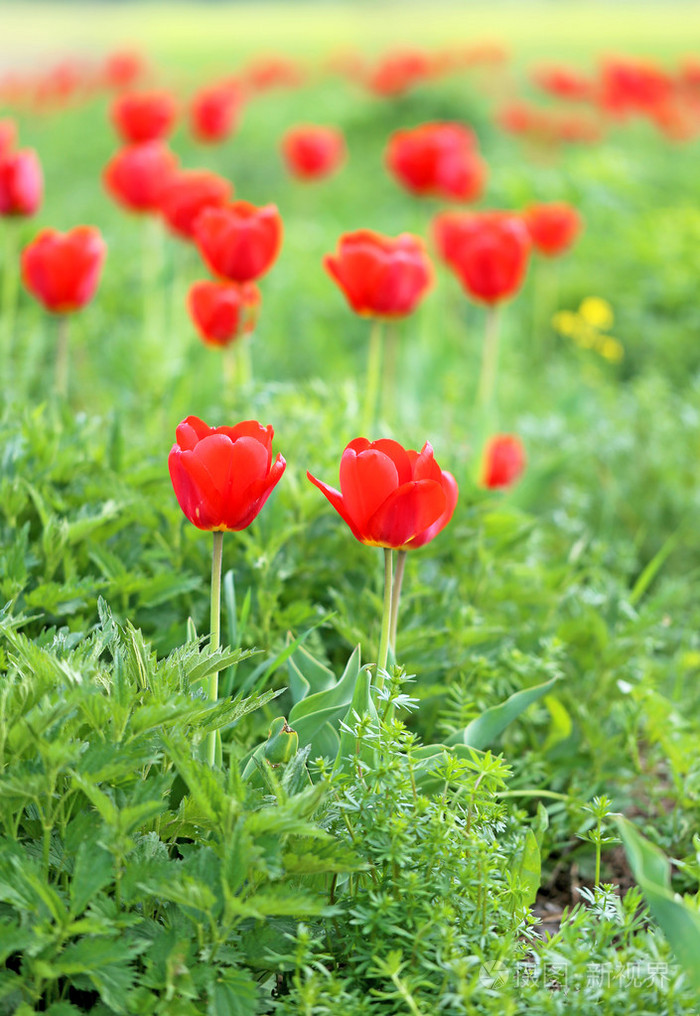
<box><xmin>160</xmin><ymin>169</ymin><xmax>232</xmax><ymax>240</ymax></box>
<box><xmin>324</xmin><ymin>230</ymin><xmax>433</xmax><ymax>318</ymax></box>
<box><xmin>598</xmin><ymin>57</ymin><xmax>674</xmax><ymax>119</ymax></box>
<box><xmin>194</xmin><ymin>200</ymin><xmax>282</xmax><ymax>283</ymax></box>
<box><xmin>103</xmin><ymin>141</ymin><xmax>179</xmax><ymax>213</ymax></box>
<box><xmin>531</xmin><ymin>64</ymin><xmax>594</xmax><ymax>101</ymax></box>
<box><xmin>281</xmin><ymin>124</ymin><xmax>346</xmax><ymax>181</ymax></box>
<box><xmin>189</xmin><ymin>83</ymin><xmax>242</xmax><ymax>143</ymax></box>
<box><xmin>168</xmin><ymin>415</ymin><xmax>285</xmax><ymax>531</ymax></box>
<box><xmin>0</xmin><ymin>149</ymin><xmax>42</xmax><ymax>216</ymax></box>
<box><xmin>102</xmin><ymin>50</ymin><xmax>147</xmax><ymax>90</ymax></box>
<box><xmin>386</xmin><ymin>122</ymin><xmax>486</xmax><ymax>202</ymax></box>
<box><xmin>481</xmin><ymin>434</ymin><xmax>526</xmax><ymax>489</ymax></box>
<box><xmin>364</xmin><ymin>48</ymin><xmax>431</xmax><ymax>97</ymax></box>
<box><xmin>522</xmin><ymin>202</ymin><xmax>582</xmax><ymax>257</ymax></box>
<box><xmin>21</xmin><ymin>226</ymin><xmax>106</xmax><ymax>313</ymax></box>
<box><xmin>241</xmin><ymin>56</ymin><xmax>305</xmax><ymax>93</ymax></box>
<box><xmin>187</xmin><ymin>280</ymin><xmax>261</xmax><ymax>346</ymax></box>
<box><xmin>0</xmin><ymin>119</ymin><xmax>17</xmax><ymax>156</ymax></box>
<box><xmin>110</xmin><ymin>90</ymin><xmax>178</xmax><ymax>143</ymax></box>
<box><xmin>308</xmin><ymin>437</ymin><xmax>457</xmax><ymax>550</ymax></box>
<box><xmin>433</xmin><ymin>210</ymin><xmax>530</xmax><ymax>304</ymax></box>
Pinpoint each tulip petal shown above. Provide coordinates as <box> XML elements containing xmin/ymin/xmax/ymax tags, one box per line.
<box><xmin>175</xmin><ymin>415</ymin><xmax>212</xmax><ymax>451</ymax></box>
<box><xmin>409</xmin><ymin>470</ymin><xmax>458</xmax><ymax>547</ymax></box>
<box><xmin>365</xmin><ymin>478</ymin><xmax>446</xmax><ymax>548</ymax></box>
<box><xmin>340</xmin><ymin>447</ymin><xmax>399</xmax><ymax>531</ymax></box>
<box><xmin>307</xmin><ymin>472</ymin><xmax>365</xmax><ymax>542</ymax></box>
<box><xmin>231</xmin><ymin>453</ymin><xmax>286</xmax><ymax>530</ymax></box>
<box><xmin>370</xmin><ymin>439</ymin><xmax>413</xmax><ymax>484</ymax></box>
<box><xmin>220</xmin><ymin>435</ymin><xmax>272</xmax><ymax>525</ymax></box>
<box><xmin>169</xmin><ymin>445</ymin><xmax>225</xmax><ymax>529</ymax></box>
<box><xmin>411</xmin><ymin>441</ymin><xmax>442</xmax><ymax>482</ymax></box>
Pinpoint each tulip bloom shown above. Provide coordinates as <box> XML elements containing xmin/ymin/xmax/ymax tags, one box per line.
<box><xmin>281</xmin><ymin>124</ymin><xmax>346</xmax><ymax>181</ymax></box>
<box><xmin>21</xmin><ymin>226</ymin><xmax>106</xmax><ymax>313</ymax></box>
<box><xmin>169</xmin><ymin>414</ymin><xmax>285</xmax><ymax>767</ymax></box>
<box><xmin>103</xmin><ymin>141</ymin><xmax>179</xmax><ymax>214</ymax></box>
<box><xmin>194</xmin><ymin>201</ymin><xmax>283</xmax><ymax>283</ymax></box>
<box><xmin>0</xmin><ymin>149</ymin><xmax>43</xmax><ymax>217</ymax></box>
<box><xmin>160</xmin><ymin>169</ymin><xmax>232</xmax><ymax>241</ymax></box>
<box><xmin>169</xmin><ymin>416</ymin><xmax>286</xmax><ymax>532</ymax></box>
<box><xmin>432</xmin><ymin>210</ymin><xmax>531</xmax><ymax>304</ymax></box>
<box><xmin>522</xmin><ymin>202</ymin><xmax>582</xmax><ymax>257</ymax></box>
<box><xmin>187</xmin><ymin>280</ymin><xmax>260</xmax><ymax>346</ymax></box>
<box><xmin>324</xmin><ymin>230</ymin><xmax>433</xmax><ymax>318</ymax></box>
<box><xmin>309</xmin><ymin>437</ymin><xmax>457</xmax><ymax>673</ymax></box>
<box><xmin>189</xmin><ymin>83</ymin><xmax>242</xmax><ymax>143</ymax></box>
<box><xmin>110</xmin><ymin>90</ymin><xmax>178</xmax><ymax>143</ymax></box>
<box><xmin>481</xmin><ymin>434</ymin><xmax>526</xmax><ymax>489</ymax></box>
<box><xmin>385</xmin><ymin>122</ymin><xmax>486</xmax><ymax>202</ymax></box>
<box><xmin>308</xmin><ymin>438</ymin><xmax>456</xmax><ymax>550</ymax></box>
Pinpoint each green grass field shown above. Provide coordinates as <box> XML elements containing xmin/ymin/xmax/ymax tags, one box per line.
<box><xmin>1</xmin><ymin>5</ymin><xmax>700</xmax><ymax>1013</ymax></box>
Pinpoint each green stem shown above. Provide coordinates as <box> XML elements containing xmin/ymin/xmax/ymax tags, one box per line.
<box><xmin>142</xmin><ymin>215</ymin><xmax>164</xmax><ymax>348</ymax></box>
<box><xmin>207</xmin><ymin>530</ymin><xmax>224</xmax><ymax>767</ymax></box>
<box><xmin>533</xmin><ymin>258</ymin><xmax>559</xmax><ymax>357</ymax></box>
<box><xmin>362</xmin><ymin>318</ymin><xmax>384</xmax><ymax>435</ymax></box>
<box><xmin>54</xmin><ymin>315</ymin><xmax>69</xmax><ymax>399</ymax></box>
<box><xmin>476</xmin><ymin>304</ymin><xmax>501</xmax><ymax>413</ymax></box>
<box><xmin>375</xmin><ymin>547</ymin><xmax>393</xmax><ymax>690</ymax></box>
<box><xmin>1</xmin><ymin>218</ymin><xmax>19</xmax><ymax>366</ymax></box>
<box><xmin>382</xmin><ymin>321</ymin><xmax>399</xmax><ymax>427</ymax></box>
<box><xmin>388</xmin><ymin>549</ymin><xmax>407</xmax><ymax>658</ymax></box>
<box><xmin>237</xmin><ymin>333</ymin><xmax>253</xmax><ymax>389</ymax></box>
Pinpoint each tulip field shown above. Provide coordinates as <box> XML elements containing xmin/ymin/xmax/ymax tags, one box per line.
<box><xmin>2</xmin><ymin>3</ymin><xmax>700</xmax><ymax>1013</ymax></box>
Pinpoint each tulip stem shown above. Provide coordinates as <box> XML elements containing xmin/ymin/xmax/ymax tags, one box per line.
<box><xmin>54</xmin><ymin>316</ymin><xmax>70</xmax><ymax>399</ymax></box>
<box><xmin>533</xmin><ymin>259</ymin><xmax>558</xmax><ymax>358</ymax></box>
<box><xmin>362</xmin><ymin>319</ymin><xmax>383</xmax><ymax>435</ymax></box>
<box><xmin>382</xmin><ymin>322</ymin><xmax>399</xmax><ymax>428</ymax></box>
<box><xmin>142</xmin><ymin>216</ymin><xmax>164</xmax><ymax>349</ymax></box>
<box><xmin>207</xmin><ymin>529</ymin><xmax>224</xmax><ymax>767</ymax></box>
<box><xmin>389</xmin><ymin>549</ymin><xmax>407</xmax><ymax>658</ymax></box>
<box><xmin>476</xmin><ymin>304</ymin><xmax>501</xmax><ymax>413</ymax></box>
<box><xmin>237</xmin><ymin>334</ymin><xmax>253</xmax><ymax>389</ymax></box>
<box><xmin>1</xmin><ymin>219</ymin><xmax>19</xmax><ymax>368</ymax></box>
<box><xmin>376</xmin><ymin>547</ymin><xmax>394</xmax><ymax>690</ymax></box>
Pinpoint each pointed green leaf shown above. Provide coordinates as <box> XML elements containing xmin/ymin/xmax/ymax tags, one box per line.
<box><xmin>446</xmin><ymin>676</ymin><xmax>559</xmax><ymax>750</ymax></box>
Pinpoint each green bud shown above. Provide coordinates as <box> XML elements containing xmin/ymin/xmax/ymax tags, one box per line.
<box><xmin>262</xmin><ymin>717</ymin><xmax>298</xmax><ymax>766</ymax></box>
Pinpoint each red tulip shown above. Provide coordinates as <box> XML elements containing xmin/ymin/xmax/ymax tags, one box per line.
<box><xmin>481</xmin><ymin>434</ymin><xmax>525</xmax><ymax>489</ymax></box>
<box><xmin>531</xmin><ymin>64</ymin><xmax>594</xmax><ymax>102</ymax></box>
<box><xmin>364</xmin><ymin>49</ymin><xmax>432</xmax><ymax>97</ymax></box>
<box><xmin>187</xmin><ymin>280</ymin><xmax>261</xmax><ymax>346</ymax></box>
<box><xmin>281</xmin><ymin>124</ymin><xmax>346</xmax><ymax>181</ymax></box>
<box><xmin>324</xmin><ymin>230</ymin><xmax>433</xmax><ymax>318</ymax></box>
<box><xmin>433</xmin><ymin>210</ymin><xmax>530</xmax><ymax>304</ymax></box>
<box><xmin>0</xmin><ymin>119</ymin><xmax>17</xmax><ymax>156</ymax></box>
<box><xmin>168</xmin><ymin>415</ymin><xmax>285</xmax><ymax>531</ymax></box>
<box><xmin>0</xmin><ymin>149</ymin><xmax>42</xmax><ymax>216</ymax></box>
<box><xmin>522</xmin><ymin>202</ymin><xmax>582</xmax><ymax>257</ymax></box>
<box><xmin>241</xmin><ymin>56</ymin><xmax>305</xmax><ymax>93</ymax></box>
<box><xmin>110</xmin><ymin>90</ymin><xmax>178</xmax><ymax>143</ymax></box>
<box><xmin>189</xmin><ymin>83</ymin><xmax>242</xmax><ymax>143</ymax></box>
<box><xmin>160</xmin><ymin>169</ymin><xmax>232</xmax><ymax>240</ymax></box>
<box><xmin>385</xmin><ymin>122</ymin><xmax>486</xmax><ymax>202</ymax></box>
<box><xmin>308</xmin><ymin>438</ymin><xmax>457</xmax><ymax>550</ymax></box>
<box><xmin>194</xmin><ymin>201</ymin><xmax>283</xmax><ymax>283</ymax></box>
<box><xmin>103</xmin><ymin>141</ymin><xmax>179</xmax><ymax>214</ymax></box>
<box><xmin>102</xmin><ymin>50</ymin><xmax>147</xmax><ymax>90</ymax></box>
<box><xmin>21</xmin><ymin>226</ymin><xmax>106</xmax><ymax>313</ymax></box>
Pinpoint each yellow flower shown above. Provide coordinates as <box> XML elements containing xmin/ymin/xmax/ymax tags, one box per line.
<box><xmin>599</xmin><ymin>337</ymin><xmax>624</xmax><ymax>362</ymax></box>
<box><xmin>552</xmin><ymin>310</ymin><xmax>579</xmax><ymax>337</ymax></box>
<box><xmin>579</xmin><ymin>297</ymin><xmax>614</xmax><ymax>330</ymax></box>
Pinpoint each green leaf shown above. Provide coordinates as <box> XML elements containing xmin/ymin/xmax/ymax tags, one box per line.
<box><xmin>207</xmin><ymin>969</ymin><xmax>259</xmax><ymax>1016</ymax></box>
<box><xmin>287</xmin><ymin>638</ymin><xmax>336</xmax><ymax>703</ymax></box>
<box><xmin>70</xmin><ymin>833</ymin><xmax>114</xmax><ymax>916</ymax></box>
<box><xmin>617</xmin><ymin>816</ymin><xmax>700</xmax><ymax>989</ymax></box>
<box><xmin>516</xmin><ymin>829</ymin><xmax>541</xmax><ymax>909</ymax></box>
<box><xmin>445</xmin><ymin>676</ymin><xmax>560</xmax><ymax>750</ymax></box>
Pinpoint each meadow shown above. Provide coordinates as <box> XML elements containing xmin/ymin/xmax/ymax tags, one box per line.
<box><xmin>1</xmin><ymin>2</ymin><xmax>700</xmax><ymax>1013</ymax></box>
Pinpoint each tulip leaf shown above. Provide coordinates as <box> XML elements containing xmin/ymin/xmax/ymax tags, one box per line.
<box><xmin>445</xmin><ymin>676</ymin><xmax>560</xmax><ymax>750</ymax></box>
<box><xmin>287</xmin><ymin>637</ymin><xmax>337</xmax><ymax>704</ymax></box>
<box><xmin>616</xmin><ymin>816</ymin><xmax>700</xmax><ymax>989</ymax></box>
<box><xmin>288</xmin><ymin>645</ymin><xmax>361</xmax><ymax>724</ymax></box>
<box><xmin>334</xmin><ymin>664</ymin><xmax>377</xmax><ymax>772</ymax></box>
